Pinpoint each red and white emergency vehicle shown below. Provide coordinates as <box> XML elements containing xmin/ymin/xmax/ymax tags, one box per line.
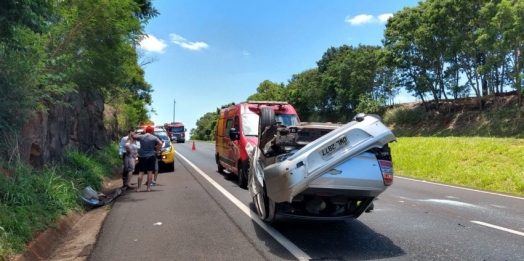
<box><xmin>215</xmin><ymin>101</ymin><xmax>300</xmax><ymax>188</ymax></box>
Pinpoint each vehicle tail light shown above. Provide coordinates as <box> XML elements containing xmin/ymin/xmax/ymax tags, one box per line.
<box><xmin>378</xmin><ymin>160</ymin><xmax>393</xmax><ymax>186</ymax></box>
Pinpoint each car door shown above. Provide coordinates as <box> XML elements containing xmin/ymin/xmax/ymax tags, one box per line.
<box><xmin>216</xmin><ymin>114</ymin><xmax>226</xmax><ymax>161</ymax></box>
<box><xmin>229</xmin><ymin>115</ymin><xmax>240</xmax><ymax>174</ymax></box>
<box><xmin>224</xmin><ymin>117</ymin><xmax>234</xmax><ymax>170</ymax></box>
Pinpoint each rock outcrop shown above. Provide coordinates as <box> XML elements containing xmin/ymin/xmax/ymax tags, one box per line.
<box><xmin>20</xmin><ymin>89</ymin><xmax>109</xmax><ymax>166</ymax></box>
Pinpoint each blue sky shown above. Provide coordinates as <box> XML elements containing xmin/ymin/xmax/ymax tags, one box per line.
<box><xmin>138</xmin><ymin>0</ymin><xmax>421</xmax><ymax>135</ymax></box>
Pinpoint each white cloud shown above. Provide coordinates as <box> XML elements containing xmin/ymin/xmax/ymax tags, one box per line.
<box><xmin>170</xmin><ymin>34</ymin><xmax>209</xmax><ymax>51</ymax></box>
<box><xmin>345</xmin><ymin>14</ymin><xmax>375</xmax><ymax>25</ymax></box>
<box><xmin>377</xmin><ymin>13</ymin><xmax>393</xmax><ymax>24</ymax></box>
<box><xmin>242</xmin><ymin>50</ymin><xmax>250</xmax><ymax>56</ymax></box>
<box><xmin>138</xmin><ymin>34</ymin><xmax>167</xmax><ymax>53</ymax></box>
<box><xmin>345</xmin><ymin>13</ymin><xmax>394</xmax><ymax>26</ymax></box>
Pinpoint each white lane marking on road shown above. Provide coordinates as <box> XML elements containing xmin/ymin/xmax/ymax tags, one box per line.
<box><xmin>471</xmin><ymin>221</ymin><xmax>524</xmax><ymax>237</ymax></box>
<box><xmin>397</xmin><ymin>176</ymin><xmax>524</xmax><ymax>200</ymax></box>
<box><xmin>176</xmin><ymin>152</ymin><xmax>311</xmax><ymax>261</ymax></box>
<box><xmin>420</xmin><ymin>199</ymin><xmax>479</xmax><ymax>208</ymax></box>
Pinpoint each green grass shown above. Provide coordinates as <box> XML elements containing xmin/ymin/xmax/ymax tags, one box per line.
<box><xmin>0</xmin><ymin>143</ymin><xmax>120</xmax><ymax>259</ymax></box>
<box><xmin>390</xmin><ymin>137</ymin><xmax>524</xmax><ymax>196</ymax></box>
<box><xmin>386</xmin><ymin>107</ymin><xmax>524</xmax><ymax>138</ymax></box>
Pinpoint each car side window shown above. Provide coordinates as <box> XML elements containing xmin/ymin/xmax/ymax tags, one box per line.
<box><xmin>225</xmin><ymin>119</ymin><xmax>233</xmax><ymax>138</ymax></box>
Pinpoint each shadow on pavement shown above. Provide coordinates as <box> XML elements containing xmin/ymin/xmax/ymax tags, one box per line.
<box><xmin>249</xmin><ymin>203</ymin><xmax>405</xmax><ymax>261</ymax></box>
<box><xmin>216</xmin><ymin>170</ymin><xmax>248</xmax><ymax>190</ymax></box>
<box><xmin>249</xmin><ymin>220</ymin><xmax>301</xmax><ymax>261</ymax></box>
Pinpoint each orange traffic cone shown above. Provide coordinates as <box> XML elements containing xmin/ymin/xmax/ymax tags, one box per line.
<box><xmin>191</xmin><ymin>141</ymin><xmax>196</xmax><ymax>150</ymax></box>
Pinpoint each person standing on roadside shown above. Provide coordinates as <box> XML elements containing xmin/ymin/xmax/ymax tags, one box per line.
<box><xmin>150</xmin><ymin>133</ymin><xmax>165</xmax><ymax>186</ymax></box>
<box><xmin>133</xmin><ymin>126</ymin><xmax>162</xmax><ymax>192</ymax></box>
<box><xmin>118</xmin><ymin>130</ymin><xmax>134</xmax><ymax>188</ymax></box>
<box><xmin>123</xmin><ymin>134</ymin><xmax>139</xmax><ymax>189</ymax></box>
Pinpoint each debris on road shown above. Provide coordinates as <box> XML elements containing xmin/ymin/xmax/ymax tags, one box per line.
<box><xmin>80</xmin><ymin>186</ymin><xmax>123</xmax><ymax>208</ymax></box>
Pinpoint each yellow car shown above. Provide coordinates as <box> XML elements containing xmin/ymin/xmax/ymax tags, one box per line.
<box><xmin>157</xmin><ymin>135</ymin><xmax>175</xmax><ymax>172</ymax></box>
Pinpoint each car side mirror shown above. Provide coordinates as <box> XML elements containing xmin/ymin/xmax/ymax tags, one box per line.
<box><xmin>229</xmin><ymin>128</ymin><xmax>240</xmax><ymax>141</ymax></box>
<box><xmin>185</xmin><ymin>128</ymin><xmax>187</xmax><ymax>132</ymax></box>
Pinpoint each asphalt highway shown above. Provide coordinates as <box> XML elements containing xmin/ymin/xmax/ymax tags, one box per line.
<box><xmin>89</xmin><ymin>141</ymin><xmax>524</xmax><ymax>261</ymax></box>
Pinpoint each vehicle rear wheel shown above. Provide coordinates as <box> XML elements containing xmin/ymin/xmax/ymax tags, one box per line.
<box><xmin>258</xmin><ymin>107</ymin><xmax>276</xmax><ymax>151</ymax></box>
<box><xmin>217</xmin><ymin>163</ymin><xmax>225</xmax><ymax>174</ymax></box>
<box><xmin>253</xmin><ymin>182</ymin><xmax>276</xmax><ymax>223</ymax></box>
<box><xmin>259</xmin><ymin>107</ymin><xmax>276</xmax><ymax>135</ymax></box>
<box><xmin>238</xmin><ymin>163</ymin><xmax>248</xmax><ymax>189</ymax></box>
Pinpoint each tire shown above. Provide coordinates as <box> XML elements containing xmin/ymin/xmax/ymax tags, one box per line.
<box><xmin>258</xmin><ymin>107</ymin><xmax>276</xmax><ymax>150</ymax></box>
<box><xmin>253</xmin><ymin>182</ymin><xmax>276</xmax><ymax>223</ymax></box>
<box><xmin>165</xmin><ymin>162</ymin><xmax>174</xmax><ymax>172</ymax></box>
<box><xmin>238</xmin><ymin>161</ymin><xmax>248</xmax><ymax>189</ymax></box>
<box><xmin>217</xmin><ymin>162</ymin><xmax>225</xmax><ymax>174</ymax></box>
<box><xmin>365</xmin><ymin>202</ymin><xmax>374</xmax><ymax>213</ymax></box>
<box><xmin>259</xmin><ymin>107</ymin><xmax>276</xmax><ymax>135</ymax></box>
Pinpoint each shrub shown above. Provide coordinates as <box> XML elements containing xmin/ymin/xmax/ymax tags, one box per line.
<box><xmin>0</xmin><ymin>162</ymin><xmax>79</xmax><ymax>254</ymax></box>
<box><xmin>383</xmin><ymin>106</ymin><xmax>428</xmax><ymax>126</ymax></box>
<box><xmin>0</xmin><ymin>143</ymin><xmax>120</xmax><ymax>258</ymax></box>
<box><xmin>354</xmin><ymin>94</ymin><xmax>387</xmax><ymax>116</ymax></box>
<box><xmin>60</xmin><ymin>145</ymin><xmax>119</xmax><ymax>191</ymax></box>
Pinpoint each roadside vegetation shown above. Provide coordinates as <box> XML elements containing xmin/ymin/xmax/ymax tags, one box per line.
<box><xmin>0</xmin><ymin>0</ymin><xmax>158</xmax><ymax>259</ymax></box>
<box><xmin>0</xmin><ymin>143</ymin><xmax>120</xmax><ymax>259</ymax></box>
<box><xmin>384</xmin><ymin>101</ymin><xmax>524</xmax><ymax>196</ymax></box>
<box><xmin>391</xmin><ymin>136</ymin><xmax>524</xmax><ymax>196</ymax></box>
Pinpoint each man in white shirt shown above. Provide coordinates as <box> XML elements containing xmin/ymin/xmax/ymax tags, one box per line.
<box><xmin>119</xmin><ymin>130</ymin><xmax>135</xmax><ymax>188</ymax></box>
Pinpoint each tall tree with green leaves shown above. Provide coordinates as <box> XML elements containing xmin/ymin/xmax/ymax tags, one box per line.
<box><xmin>478</xmin><ymin>0</ymin><xmax>524</xmax><ymax>105</ymax></box>
<box><xmin>247</xmin><ymin>80</ymin><xmax>286</xmax><ymax>101</ymax></box>
<box><xmin>384</xmin><ymin>6</ymin><xmax>434</xmax><ymax>111</ymax></box>
<box><xmin>286</xmin><ymin>68</ymin><xmax>322</xmax><ymax>121</ymax></box>
<box><xmin>191</xmin><ymin>112</ymin><xmax>218</xmax><ymax>141</ymax></box>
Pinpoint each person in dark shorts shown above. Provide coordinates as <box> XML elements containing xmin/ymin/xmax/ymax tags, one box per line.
<box><xmin>133</xmin><ymin>126</ymin><xmax>162</xmax><ymax>192</ymax></box>
<box><xmin>144</xmin><ymin>133</ymin><xmax>165</xmax><ymax>186</ymax></box>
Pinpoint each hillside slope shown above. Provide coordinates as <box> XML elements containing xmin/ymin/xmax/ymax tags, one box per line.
<box><xmin>384</xmin><ymin>94</ymin><xmax>524</xmax><ymax>138</ymax></box>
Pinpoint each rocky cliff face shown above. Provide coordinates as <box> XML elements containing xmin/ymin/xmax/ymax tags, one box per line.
<box><xmin>21</xmin><ymin>89</ymin><xmax>109</xmax><ymax>167</ymax></box>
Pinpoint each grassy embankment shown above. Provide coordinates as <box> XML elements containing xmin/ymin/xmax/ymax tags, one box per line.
<box><xmin>0</xmin><ymin>144</ymin><xmax>121</xmax><ymax>259</ymax></box>
<box><xmin>385</xmin><ymin>105</ymin><xmax>524</xmax><ymax>197</ymax></box>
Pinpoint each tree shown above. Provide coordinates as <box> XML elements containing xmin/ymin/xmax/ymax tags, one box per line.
<box><xmin>385</xmin><ymin>6</ymin><xmax>430</xmax><ymax>110</ymax></box>
<box><xmin>286</xmin><ymin>69</ymin><xmax>322</xmax><ymax>121</ymax></box>
<box><xmin>479</xmin><ymin>0</ymin><xmax>524</xmax><ymax>105</ymax></box>
<box><xmin>0</xmin><ymin>0</ymin><xmax>57</xmax><ymax>43</ymax></box>
<box><xmin>0</xmin><ymin>0</ymin><xmax>159</xmax><ymax>163</ymax></box>
<box><xmin>192</xmin><ymin>112</ymin><xmax>218</xmax><ymax>141</ymax></box>
<box><xmin>247</xmin><ymin>80</ymin><xmax>286</xmax><ymax>101</ymax></box>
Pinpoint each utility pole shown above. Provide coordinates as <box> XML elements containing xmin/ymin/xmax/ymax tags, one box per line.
<box><xmin>173</xmin><ymin>99</ymin><xmax>176</xmax><ymax>123</ymax></box>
